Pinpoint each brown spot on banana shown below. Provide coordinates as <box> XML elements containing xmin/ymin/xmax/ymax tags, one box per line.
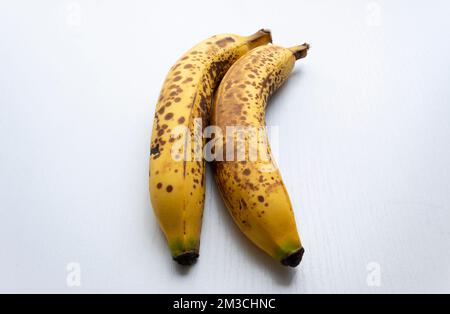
<box><xmin>215</xmin><ymin>37</ymin><xmax>236</xmax><ymax>48</ymax></box>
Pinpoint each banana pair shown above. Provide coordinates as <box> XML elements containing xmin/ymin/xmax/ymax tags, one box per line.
<box><xmin>149</xmin><ymin>29</ymin><xmax>309</xmax><ymax>267</ymax></box>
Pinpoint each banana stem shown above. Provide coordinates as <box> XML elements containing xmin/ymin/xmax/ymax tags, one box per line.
<box><xmin>289</xmin><ymin>43</ymin><xmax>310</xmax><ymax>60</ymax></box>
<box><xmin>247</xmin><ymin>29</ymin><xmax>273</xmax><ymax>48</ymax></box>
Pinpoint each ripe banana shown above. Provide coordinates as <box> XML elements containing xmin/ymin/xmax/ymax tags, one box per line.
<box><xmin>150</xmin><ymin>30</ymin><xmax>273</xmax><ymax>265</ymax></box>
<box><xmin>211</xmin><ymin>43</ymin><xmax>310</xmax><ymax>267</ymax></box>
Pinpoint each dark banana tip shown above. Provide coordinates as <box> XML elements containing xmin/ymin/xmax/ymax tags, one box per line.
<box><xmin>281</xmin><ymin>248</ymin><xmax>305</xmax><ymax>268</ymax></box>
<box><xmin>260</xmin><ymin>29</ymin><xmax>273</xmax><ymax>44</ymax></box>
<box><xmin>289</xmin><ymin>43</ymin><xmax>310</xmax><ymax>60</ymax></box>
<box><xmin>247</xmin><ymin>29</ymin><xmax>273</xmax><ymax>47</ymax></box>
<box><xmin>260</xmin><ymin>28</ymin><xmax>272</xmax><ymax>36</ymax></box>
<box><xmin>173</xmin><ymin>251</ymin><xmax>199</xmax><ymax>266</ymax></box>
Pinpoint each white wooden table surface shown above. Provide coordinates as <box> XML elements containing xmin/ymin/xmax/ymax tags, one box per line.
<box><xmin>1</xmin><ymin>0</ymin><xmax>449</xmax><ymax>293</ymax></box>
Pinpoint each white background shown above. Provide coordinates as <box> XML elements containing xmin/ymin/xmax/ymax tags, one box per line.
<box><xmin>1</xmin><ymin>0</ymin><xmax>449</xmax><ymax>294</ymax></box>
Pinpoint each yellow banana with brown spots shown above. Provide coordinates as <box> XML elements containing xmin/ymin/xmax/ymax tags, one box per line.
<box><xmin>150</xmin><ymin>30</ymin><xmax>272</xmax><ymax>265</ymax></box>
<box><xmin>211</xmin><ymin>43</ymin><xmax>310</xmax><ymax>267</ymax></box>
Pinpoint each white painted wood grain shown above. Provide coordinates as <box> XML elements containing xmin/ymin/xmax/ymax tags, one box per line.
<box><xmin>0</xmin><ymin>0</ymin><xmax>449</xmax><ymax>293</ymax></box>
